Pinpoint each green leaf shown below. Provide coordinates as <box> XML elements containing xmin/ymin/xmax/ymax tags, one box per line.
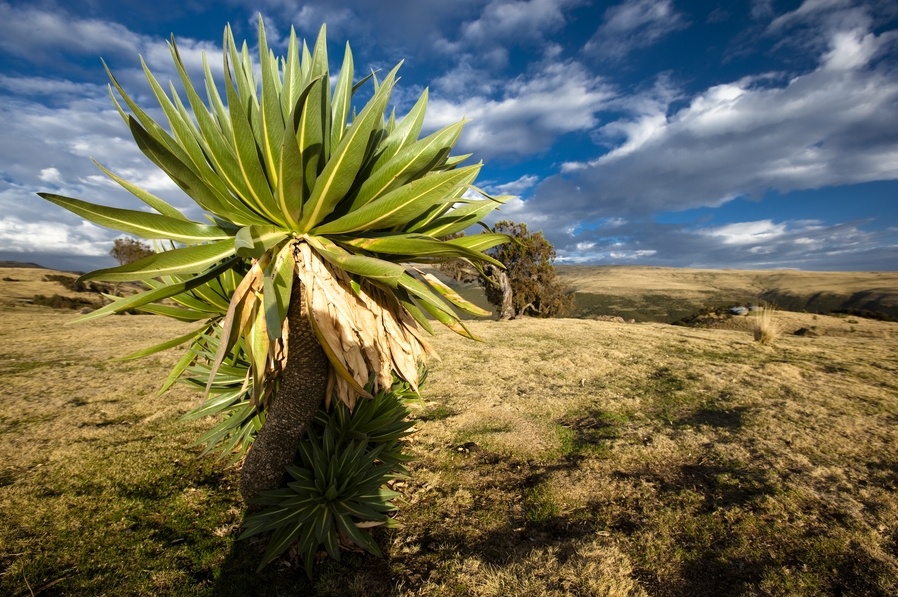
<box><xmin>281</xmin><ymin>27</ymin><xmax>302</xmax><ymax>119</ymax></box>
<box><xmin>306</xmin><ymin>25</ymin><xmax>332</xmax><ymax>161</ymax></box>
<box><xmin>349</xmin><ymin>119</ymin><xmax>466</xmax><ymax>211</ymax></box>
<box><xmin>312</xmin><ymin>508</ymin><xmax>333</xmax><ymax>546</ymax></box>
<box><xmin>72</xmin><ymin>257</ymin><xmax>238</xmax><ymax>322</ymax></box>
<box><xmin>339</xmin><ymin>233</ymin><xmax>503</xmax><ymax>267</ymax></box>
<box><xmin>307</xmin><ymin>237</ymin><xmax>406</xmax><ymax>287</ymax></box>
<box><xmin>322</xmin><ymin>517</ymin><xmax>341</xmax><ymax>561</ymax></box>
<box><xmin>263</xmin><ymin>244</ymin><xmax>295</xmax><ymax>342</ymax></box>
<box><xmin>224</xmin><ymin>58</ymin><xmax>282</xmax><ymax>226</ymax></box>
<box><xmin>159</xmin><ymin>341</ymin><xmax>201</xmax><ymax>395</ymax></box>
<box><xmin>257</xmin><ymin>18</ymin><xmax>286</xmax><ymax>190</ymax></box>
<box><xmin>277</xmin><ymin>118</ymin><xmax>304</xmax><ymax>230</ymax></box>
<box><xmin>149</xmin><ymin>272</ymin><xmax>232</xmax><ymax>315</ymax></box>
<box><xmin>224</xmin><ymin>26</ymin><xmax>259</xmax><ymax>122</ymax></box>
<box><xmin>135</xmin><ymin>303</ymin><xmax>215</xmax><ymax>321</ymax></box>
<box><xmin>91</xmin><ymin>160</ymin><xmax>187</xmax><ymax>221</ymax></box>
<box><xmin>418</xmin><ymin>270</ymin><xmax>492</xmax><ymax>317</ymax></box>
<box><xmin>38</xmin><ymin>193</ymin><xmax>231</xmax><ymax>244</ymax></box>
<box><xmin>114</xmin><ymin>54</ymin><xmax>265</xmax><ymax>226</ymax></box>
<box><xmin>276</xmin><ymin>78</ymin><xmax>323</xmax><ymax>230</ymax></box>
<box><xmin>181</xmin><ymin>388</ymin><xmax>246</xmax><ymax>420</ymax></box>
<box><xmin>129</xmin><ymin>116</ymin><xmax>263</xmax><ymax>224</ymax></box>
<box><xmin>299</xmin><ymin>64</ymin><xmax>400</xmax><ymax>230</ymax></box>
<box><xmin>335</xmin><ymin>513</ymin><xmax>374</xmax><ymax>552</ymax></box>
<box><xmin>330</xmin><ymin>42</ymin><xmax>354</xmax><ymax>151</ymax></box>
<box><xmin>103</xmin><ymin>59</ymin><xmax>181</xmax><ymax>158</ymax></box>
<box><xmin>256</xmin><ymin>520</ymin><xmax>304</xmax><ymax>572</ymax></box>
<box><xmin>398</xmin><ymin>272</ymin><xmax>480</xmax><ymax>340</ymax></box>
<box><xmin>80</xmin><ymin>240</ymin><xmax>238</xmax><ymax>282</ymax></box>
<box><xmin>118</xmin><ymin>325</ymin><xmax>208</xmax><ymax>360</ymax></box>
<box><xmin>234</xmin><ymin>226</ymin><xmax>289</xmax><ymax>259</ymax></box>
<box><xmin>247</xmin><ymin>302</ymin><xmax>269</xmax><ymax>405</ymax></box>
<box><xmin>410</xmin><ymin>193</ymin><xmax>510</xmax><ymax>237</ymax></box>
<box><xmin>419</xmin><ymin>299</ymin><xmax>479</xmax><ymax>340</ymax></box>
<box><xmin>138</xmin><ymin>55</ymin><xmax>216</xmax><ymax>189</ymax></box>
<box><xmin>369</xmin><ymin>88</ymin><xmax>429</xmax><ymax>173</ymax></box>
<box><xmin>200</xmin><ymin>53</ymin><xmax>232</xmax><ymax>139</ymax></box>
<box><xmin>439</xmin><ymin>153</ymin><xmax>472</xmax><ymax>169</ymax></box>
<box><xmin>299</xmin><ymin>37</ymin><xmax>312</xmax><ymax>84</ymax></box>
<box><xmin>169</xmin><ymin>38</ymin><xmax>272</xmax><ymax>223</ymax></box>
<box><xmin>389</xmin><ymin>286</ymin><xmax>434</xmax><ymax>334</ymax></box>
<box><xmin>297</xmin><ymin>76</ymin><xmax>327</xmax><ymax>207</ymax></box>
<box><xmin>158</xmin><ymin>275</ymin><xmax>232</xmax><ymax>314</ymax></box>
<box><xmin>313</xmin><ymin>164</ymin><xmax>479</xmax><ymax>235</ymax></box>
<box><xmin>445</xmin><ymin>232</ymin><xmax>513</xmax><ymax>253</ymax></box>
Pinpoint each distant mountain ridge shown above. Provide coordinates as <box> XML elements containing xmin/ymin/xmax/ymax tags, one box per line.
<box><xmin>0</xmin><ymin>261</ymin><xmax>47</xmax><ymax>269</ymax></box>
<box><xmin>556</xmin><ymin>265</ymin><xmax>898</xmax><ymax>323</ymax></box>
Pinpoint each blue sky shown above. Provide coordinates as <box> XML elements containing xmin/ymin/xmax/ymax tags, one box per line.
<box><xmin>1</xmin><ymin>0</ymin><xmax>897</xmax><ymax>272</ymax></box>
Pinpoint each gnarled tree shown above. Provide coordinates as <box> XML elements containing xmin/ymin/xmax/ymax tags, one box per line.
<box><xmin>110</xmin><ymin>236</ymin><xmax>154</xmax><ymax>265</ymax></box>
<box><xmin>484</xmin><ymin>221</ymin><xmax>572</xmax><ymax>318</ymax></box>
<box><xmin>438</xmin><ymin>221</ymin><xmax>572</xmax><ymax>319</ymax></box>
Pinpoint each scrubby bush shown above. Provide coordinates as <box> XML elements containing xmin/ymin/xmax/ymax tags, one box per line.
<box><xmin>31</xmin><ymin>294</ymin><xmax>98</xmax><ymax>310</ymax></box>
<box><xmin>43</xmin><ymin>274</ymin><xmax>111</xmax><ymax>294</ymax></box>
<box><xmin>110</xmin><ymin>237</ymin><xmax>154</xmax><ymax>266</ymax></box>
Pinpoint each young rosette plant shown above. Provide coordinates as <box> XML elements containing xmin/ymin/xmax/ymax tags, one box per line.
<box><xmin>37</xmin><ymin>19</ymin><xmax>510</xmax><ymax>568</ymax></box>
<box><xmin>241</xmin><ymin>373</ymin><xmax>423</xmax><ymax>572</ymax></box>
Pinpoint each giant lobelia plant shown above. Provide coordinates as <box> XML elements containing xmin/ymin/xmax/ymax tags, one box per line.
<box><xmin>38</xmin><ymin>19</ymin><xmax>510</xmax><ymax>564</ymax></box>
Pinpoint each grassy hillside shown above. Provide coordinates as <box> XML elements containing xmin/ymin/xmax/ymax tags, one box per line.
<box><xmin>559</xmin><ymin>266</ymin><xmax>898</xmax><ymax>322</ymax></box>
<box><xmin>2</xmin><ymin>267</ymin><xmax>897</xmax><ymax>595</ymax></box>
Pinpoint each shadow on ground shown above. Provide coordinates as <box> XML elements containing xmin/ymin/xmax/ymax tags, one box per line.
<box><xmin>209</xmin><ymin>443</ymin><xmax>896</xmax><ymax>596</ymax></box>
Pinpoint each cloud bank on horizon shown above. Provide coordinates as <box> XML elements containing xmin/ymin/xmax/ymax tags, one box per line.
<box><xmin>0</xmin><ymin>0</ymin><xmax>896</xmax><ymax>272</ymax></box>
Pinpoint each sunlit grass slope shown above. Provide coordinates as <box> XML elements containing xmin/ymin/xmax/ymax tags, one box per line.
<box><xmin>2</xmin><ymin>267</ymin><xmax>897</xmax><ymax>595</ymax></box>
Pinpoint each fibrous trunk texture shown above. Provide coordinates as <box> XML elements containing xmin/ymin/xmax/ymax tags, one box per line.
<box><xmin>240</xmin><ymin>281</ymin><xmax>329</xmax><ymax>505</ymax></box>
<box><xmin>484</xmin><ymin>264</ymin><xmax>514</xmax><ymax>320</ymax></box>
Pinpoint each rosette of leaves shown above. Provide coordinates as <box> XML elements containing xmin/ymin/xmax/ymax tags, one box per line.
<box><xmin>240</xmin><ymin>374</ymin><xmax>421</xmax><ymax>573</ymax></box>
<box><xmin>37</xmin><ymin>18</ymin><xmax>511</xmax><ymax>506</ymax></box>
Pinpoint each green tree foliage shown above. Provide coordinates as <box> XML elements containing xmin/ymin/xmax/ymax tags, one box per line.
<box><xmin>483</xmin><ymin>221</ymin><xmax>573</xmax><ymax>318</ymax></box>
<box><xmin>109</xmin><ymin>237</ymin><xmax>154</xmax><ymax>265</ymax></box>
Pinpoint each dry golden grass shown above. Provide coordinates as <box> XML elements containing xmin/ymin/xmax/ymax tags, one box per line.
<box><xmin>558</xmin><ymin>265</ymin><xmax>898</xmax><ymax>300</ymax></box>
<box><xmin>415</xmin><ymin>317</ymin><xmax>898</xmax><ymax>595</ymax></box>
<box><xmin>752</xmin><ymin>305</ymin><xmax>781</xmax><ymax>346</ymax></box>
<box><xmin>0</xmin><ymin>267</ymin><xmax>93</xmax><ymax>306</ymax></box>
<box><xmin>560</xmin><ymin>265</ymin><xmax>898</xmax><ymax>323</ymax></box>
<box><xmin>2</xmin><ymin>266</ymin><xmax>898</xmax><ymax>595</ymax></box>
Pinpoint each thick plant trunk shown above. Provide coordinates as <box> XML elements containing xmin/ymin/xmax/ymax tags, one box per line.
<box><xmin>484</xmin><ymin>264</ymin><xmax>514</xmax><ymax>320</ymax></box>
<box><xmin>240</xmin><ymin>282</ymin><xmax>329</xmax><ymax>505</ymax></box>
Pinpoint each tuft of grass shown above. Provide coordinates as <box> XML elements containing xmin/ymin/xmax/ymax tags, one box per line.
<box><xmin>415</xmin><ymin>403</ymin><xmax>455</xmax><ymax>422</ymax></box>
<box><xmin>557</xmin><ymin>409</ymin><xmax>624</xmax><ymax>457</ymax></box>
<box><xmin>522</xmin><ymin>483</ymin><xmax>559</xmax><ymax>523</ymax></box>
<box><xmin>753</xmin><ymin>305</ymin><xmax>781</xmax><ymax>346</ymax></box>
